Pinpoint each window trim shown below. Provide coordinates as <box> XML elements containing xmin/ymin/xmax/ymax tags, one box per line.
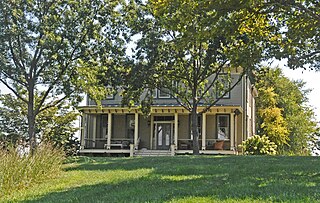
<box><xmin>106</xmin><ymin>94</ymin><xmax>115</xmax><ymax>100</ymax></box>
<box><xmin>158</xmin><ymin>87</ymin><xmax>171</xmax><ymax>99</ymax></box>
<box><xmin>189</xmin><ymin>114</ymin><xmax>202</xmax><ymax>140</ymax></box>
<box><xmin>216</xmin><ymin>74</ymin><xmax>231</xmax><ymax>99</ymax></box>
<box><xmin>216</xmin><ymin>114</ymin><xmax>230</xmax><ymax>140</ymax></box>
<box><xmin>153</xmin><ymin>88</ymin><xmax>157</xmax><ymax>98</ymax></box>
<box><xmin>106</xmin><ymin>86</ymin><xmax>115</xmax><ymax>100</ymax></box>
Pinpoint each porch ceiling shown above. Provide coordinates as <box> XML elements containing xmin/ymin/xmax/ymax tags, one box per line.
<box><xmin>78</xmin><ymin>106</ymin><xmax>243</xmax><ymax>115</ymax></box>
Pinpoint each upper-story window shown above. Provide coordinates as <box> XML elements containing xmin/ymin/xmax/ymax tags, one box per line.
<box><xmin>106</xmin><ymin>93</ymin><xmax>114</xmax><ymax>99</ymax></box>
<box><xmin>158</xmin><ymin>87</ymin><xmax>171</xmax><ymax>98</ymax></box>
<box><xmin>106</xmin><ymin>86</ymin><xmax>115</xmax><ymax>99</ymax></box>
<box><xmin>216</xmin><ymin>74</ymin><xmax>231</xmax><ymax>99</ymax></box>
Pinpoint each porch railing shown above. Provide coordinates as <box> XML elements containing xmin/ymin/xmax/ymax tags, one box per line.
<box><xmin>177</xmin><ymin>139</ymin><xmax>230</xmax><ymax>150</ymax></box>
<box><xmin>83</xmin><ymin>138</ymin><xmax>133</xmax><ymax>149</ymax></box>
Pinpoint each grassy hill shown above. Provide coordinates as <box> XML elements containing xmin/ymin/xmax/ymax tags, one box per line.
<box><xmin>2</xmin><ymin>156</ymin><xmax>320</xmax><ymax>202</ymax></box>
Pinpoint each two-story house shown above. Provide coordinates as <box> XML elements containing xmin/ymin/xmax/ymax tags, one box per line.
<box><xmin>78</xmin><ymin>70</ymin><xmax>257</xmax><ymax>156</ymax></box>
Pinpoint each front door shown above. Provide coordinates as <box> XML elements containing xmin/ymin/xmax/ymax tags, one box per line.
<box><xmin>156</xmin><ymin>123</ymin><xmax>172</xmax><ymax>150</ymax></box>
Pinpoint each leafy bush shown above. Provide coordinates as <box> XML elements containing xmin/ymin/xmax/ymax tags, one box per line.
<box><xmin>0</xmin><ymin>142</ymin><xmax>65</xmax><ymax>196</ymax></box>
<box><xmin>240</xmin><ymin>135</ymin><xmax>277</xmax><ymax>155</ymax></box>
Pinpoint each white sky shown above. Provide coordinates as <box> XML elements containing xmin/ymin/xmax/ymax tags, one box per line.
<box><xmin>281</xmin><ymin>67</ymin><xmax>320</xmax><ymax>122</ymax></box>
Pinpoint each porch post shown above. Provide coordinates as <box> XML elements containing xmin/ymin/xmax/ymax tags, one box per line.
<box><xmin>174</xmin><ymin>113</ymin><xmax>178</xmax><ymax>150</ymax></box>
<box><xmin>201</xmin><ymin>113</ymin><xmax>207</xmax><ymax>150</ymax></box>
<box><xmin>150</xmin><ymin>114</ymin><xmax>154</xmax><ymax>150</ymax></box>
<box><xmin>130</xmin><ymin>144</ymin><xmax>134</xmax><ymax>157</ymax></box>
<box><xmin>230</xmin><ymin>113</ymin><xmax>235</xmax><ymax>150</ymax></box>
<box><xmin>92</xmin><ymin>115</ymin><xmax>97</xmax><ymax>148</ymax></box>
<box><xmin>107</xmin><ymin>113</ymin><xmax>112</xmax><ymax>149</ymax></box>
<box><xmin>80</xmin><ymin>114</ymin><xmax>86</xmax><ymax>149</ymax></box>
<box><xmin>134</xmin><ymin>113</ymin><xmax>139</xmax><ymax>149</ymax></box>
<box><xmin>235</xmin><ymin>113</ymin><xmax>238</xmax><ymax>152</ymax></box>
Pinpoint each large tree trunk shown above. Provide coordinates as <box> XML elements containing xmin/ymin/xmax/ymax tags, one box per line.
<box><xmin>28</xmin><ymin>84</ymin><xmax>36</xmax><ymax>154</ymax></box>
<box><xmin>191</xmin><ymin>106</ymin><xmax>200</xmax><ymax>155</ymax></box>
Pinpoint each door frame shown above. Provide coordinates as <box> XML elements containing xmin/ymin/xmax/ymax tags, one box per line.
<box><xmin>154</xmin><ymin>121</ymin><xmax>174</xmax><ymax>150</ymax></box>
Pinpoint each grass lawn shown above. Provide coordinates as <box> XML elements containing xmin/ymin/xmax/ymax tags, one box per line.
<box><xmin>2</xmin><ymin>156</ymin><xmax>320</xmax><ymax>202</ymax></box>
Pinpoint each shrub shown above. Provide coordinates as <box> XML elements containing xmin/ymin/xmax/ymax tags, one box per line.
<box><xmin>0</xmin><ymin>142</ymin><xmax>65</xmax><ymax>196</ymax></box>
<box><xmin>240</xmin><ymin>135</ymin><xmax>277</xmax><ymax>155</ymax></box>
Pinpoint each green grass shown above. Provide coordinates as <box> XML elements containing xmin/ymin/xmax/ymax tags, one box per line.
<box><xmin>2</xmin><ymin>156</ymin><xmax>320</xmax><ymax>202</ymax></box>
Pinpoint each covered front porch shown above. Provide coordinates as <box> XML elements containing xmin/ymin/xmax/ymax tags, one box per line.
<box><xmin>79</xmin><ymin>106</ymin><xmax>243</xmax><ymax>156</ymax></box>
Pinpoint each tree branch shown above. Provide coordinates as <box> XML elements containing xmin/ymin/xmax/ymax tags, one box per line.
<box><xmin>38</xmin><ymin>94</ymin><xmax>69</xmax><ymax>114</ymax></box>
<box><xmin>0</xmin><ymin>78</ymin><xmax>28</xmax><ymax>103</ymax></box>
<box><xmin>8</xmin><ymin>37</ymin><xmax>29</xmax><ymax>82</ymax></box>
<box><xmin>198</xmin><ymin>64</ymin><xmax>224</xmax><ymax>100</ymax></box>
<box><xmin>200</xmin><ymin>69</ymin><xmax>247</xmax><ymax>113</ymax></box>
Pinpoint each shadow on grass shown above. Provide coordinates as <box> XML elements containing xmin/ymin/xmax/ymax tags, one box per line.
<box><xmin>26</xmin><ymin>156</ymin><xmax>320</xmax><ymax>202</ymax></box>
<box><xmin>64</xmin><ymin>156</ymin><xmax>237</xmax><ymax>172</ymax></box>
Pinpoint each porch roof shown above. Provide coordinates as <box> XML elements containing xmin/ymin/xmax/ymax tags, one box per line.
<box><xmin>78</xmin><ymin>105</ymin><xmax>243</xmax><ymax>115</ymax></box>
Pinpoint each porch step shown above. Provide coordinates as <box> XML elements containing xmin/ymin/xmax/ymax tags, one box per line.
<box><xmin>135</xmin><ymin>150</ymin><xmax>172</xmax><ymax>157</ymax></box>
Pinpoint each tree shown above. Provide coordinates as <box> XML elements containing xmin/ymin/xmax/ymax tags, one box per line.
<box><xmin>0</xmin><ymin>94</ymin><xmax>28</xmax><ymax>145</ymax></box>
<box><xmin>256</xmin><ymin>86</ymin><xmax>289</xmax><ymax>150</ymax></box>
<box><xmin>256</xmin><ymin>67</ymin><xmax>318</xmax><ymax>155</ymax></box>
<box><xmin>0</xmin><ymin>93</ymin><xmax>79</xmax><ymax>155</ymax></box>
<box><xmin>262</xmin><ymin>0</ymin><xmax>320</xmax><ymax>70</ymax></box>
<box><xmin>123</xmin><ymin>0</ymin><xmax>275</xmax><ymax>154</ymax></box>
<box><xmin>0</xmin><ymin>0</ymin><xmax>126</xmax><ymax>152</ymax></box>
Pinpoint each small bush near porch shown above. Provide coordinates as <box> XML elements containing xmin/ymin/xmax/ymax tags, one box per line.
<box><xmin>2</xmin><ymin>156</ymin><xmax>320</xmax><ymax>202</ymax></box>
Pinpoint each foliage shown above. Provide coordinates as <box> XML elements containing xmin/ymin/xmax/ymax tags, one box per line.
<box><xmin>241</xmin><ymin>135</ymin><xmax>277</xmax><ymax>155</ymax></box>
<box><xmin>0</xmin><ymin>94</ymin><xmax>28</xmax><ymax>144</ymax></box>
<box><xmin>122</xmin><ymin>0</ymin><xmax>275</xmax><ymax>154</ymax></box>
<box><xmin>0</xmin><ymin>142</ymin><xmax>65</xmax><ymax>196</ymax></box>
<box><xmin>0</xmin><ymin>0</ymin><xmax>126</xmax><ymax>151</ymax></box>
<box><xmin>0</xmin><ymin>93</ymin><xmax>79</xmax><ymax>156</ymax></box>
<box><xmin>255</xmin><ymin>67</ymin><xmax>318</xmax><ymax>155</ymax></box>
<box><xmin>311</xmin><ymin>128</ymin><xmax>320</xmax><ymax>156</ymax></box>
<box><xmin>262</xmin><ymin>1</ymin><xmax>320</xmax><ymax>70</ymax></box>
<box><xmin>2</xmin><ymin>156</ymin><xmax>320</xmax><ymax>202</ymax></box>
<box><xmin>258</xmin><ymin>105</ymin><xmax>289</xmax><ymax>147</ymax></box>
<box><xmin>37</xmin><ymin>104</ymin><xmax>80</xmax><ymax>156</ymax></box>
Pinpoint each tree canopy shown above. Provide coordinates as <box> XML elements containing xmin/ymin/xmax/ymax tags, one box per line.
<box><xmin>262</xmin><ymin>0</ymin><xmax>320</xmax><ymax>70</ymax></box>
<box><xmin>122</xmin><ymin>0</ymin><xmax>277</xmax><ymax>154</ymax></box>
<box><xmin>0</xmin><ymin>93</ymin><xmax>79</xmax><ymax>155</ymax></box>
<box><xmin>255</xmin><ymin>67</ymin><xmax>318</xmax><ymax>155</ymax></box>
<box><xmin>0</xmin><ymin>0</ymin><xmax>127</xmax><ymax>151</ymax></box>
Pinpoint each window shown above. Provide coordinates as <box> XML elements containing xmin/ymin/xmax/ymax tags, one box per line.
<box><xmin>126</xmin><ymin>114</ymin><xmax>135</xmax><ymax>139</ymax></box>
<box><xmin>106</xmin><ymin>94</ymin><xmax>114</xmax><ymax>99</ymax></box>
<box><xmin>100</xmin><ymin>115</ymin><xmax>108</xmax><ymax>138</ymax></box>
<box><xmin>190</xmin><ymin>114</ymin><xmax>202</xmax><ymax>139</ymax></box>
<box><xmin>152</xmin><ymin>88</ymin><xmax>157</xmax><ymax>98</ymax></box>
<box><xmin>154</xmin><ymin>116</ymin><xmax>174</xmax><ymax>121</ymax></box>
<box><xmin>217</xmin><ymin>115</ymin><xmax>230</xmax><ymax>140</ymax></box>
<box><xmin>158</xmin><ymin>87</ymin><xmax>171</xmax><ymax>98</ymax></box>
<box><xmin>106</xmin><ymin>86</ymin><xmax>115</xmax><ymax>99</ymax></box>
<box><xmin>216</xmin><ymin>74</ymin><xmax>231</xmax><ymax>99</ymax></box>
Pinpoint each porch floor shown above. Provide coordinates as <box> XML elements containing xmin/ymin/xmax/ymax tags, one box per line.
<box><xmin>79</xmin><ymin>149</ymin><xmax>236</xmax><ymax>156</ymax></box>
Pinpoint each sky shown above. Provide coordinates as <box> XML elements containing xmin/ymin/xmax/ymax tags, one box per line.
<box><xmin>281</xmin><ymin>67</ymin><xmax>320</xmax><ymax>122</ymax></box>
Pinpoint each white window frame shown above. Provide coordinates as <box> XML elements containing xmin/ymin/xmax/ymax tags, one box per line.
<box><xmin>217</xmin><ymin>114</ymin><xmax>230</xmax><ymax>140</ymax></box>
<box><xmin>101</xmin><ymin>115</ymin><xmax>109</xmax><ymax>139</ymax></box>
<box><xmin>153</xmin><ymin>88</ymin><xmax>157</xmax><ymax>98</ymax></box>
<box><xmin>158</xmin><ymin>87</ymin><xmax>171</xmax><ymax>98</ymax></box>
<box><xmin>190</xmin><ymin>115</ymin><xmax>202</xmax><ymax>140</ymax></box>
<box><xmin>216</xmin><ymin>74</ymin><xmax>231</xmax><ymax>99</ymax></box>
<box><xmin>106</xmin><ymin>86</ymin><xmax>115</xmax><ymax>99</ymax></box>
